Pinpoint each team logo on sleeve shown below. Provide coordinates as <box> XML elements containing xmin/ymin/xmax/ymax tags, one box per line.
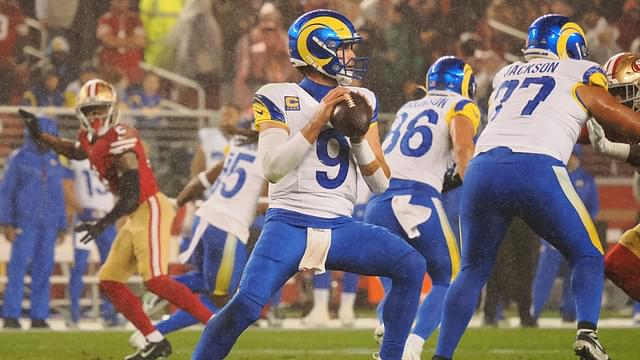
<box><xmin>284</xmin><ymin>96</ymin><xmax>301</xmax><ymax>111</ymax></box>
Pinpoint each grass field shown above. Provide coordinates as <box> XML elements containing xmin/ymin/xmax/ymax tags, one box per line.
<box><xmin>0</xmin><ymin>328</ymin><xmax>637</xmax><ymax>360</ymax></box>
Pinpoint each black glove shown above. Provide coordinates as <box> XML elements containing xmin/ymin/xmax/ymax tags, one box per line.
<box><xmin>75</xmin><ymin>221</ymin><xmax>108</xmax><ymax>244</ymax></box>
<box><xmin>18</xmin><ymin>109</ymin><xmax>42</xmax><ymax>139</ymax></box>
<box><xmin>442</xmin><ymin>167</ymin><xmax>463</xmax><ymax>193</ymax></box>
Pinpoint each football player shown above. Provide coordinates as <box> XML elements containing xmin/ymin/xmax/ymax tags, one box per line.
<box><xmin>586</xmin><ymin>52</ymin><xmax>640</xmax><ymax>302</ymax></box>
<box><xmin>18</xmin><ymin>79</ymin><xmax>213</xmax><ymax>360</ymax></box>
<box><xmin>129</xmin><ymin>119</ymin><xmax>267</xmax><ymax>349</ymax></box>
<box><xmin>434</xmin><ymin>15</ymin><xmax>640</xmax><ymax>360</ymax></box>
<box><xmin>192</xmin><ymin>9</ymin><xmax>426</xmax><ymax>360</ymax></box>
<box><xmin>364</xmin><ymin>55</ymin><xmax>478</xmax><ymax>360</ymax></box>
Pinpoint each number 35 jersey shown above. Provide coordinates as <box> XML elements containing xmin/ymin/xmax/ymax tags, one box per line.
<box><xmin>477</xmin><ymin>58</ymin><xmax>608</xmax><ymax>164</ymax></box>
<box><xmin>382</xmin><ymin>91</ymin><xmax>480</xmax><ymax>192</ymax></box>
<box><xmin>253</xmin><ymin>82</ymin><xmax>378</xmax><ymax>219</ymax></box>
<box><xmin>196</xmin><ymin>137</ymin><xmax>264</xmax><ymax>243</ymax></box>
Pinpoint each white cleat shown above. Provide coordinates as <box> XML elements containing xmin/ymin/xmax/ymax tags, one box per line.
<box><xmin>574</xmin><ymin>329</ymin><xmax>610</xmax><ymax>360</ymax></box>
<box><xmin>128</xmin><ymin>330</ymin><xmax>148</xmax><ymax>351</ymax></box>
<box><xmin>301</xmin><ymin>307</ymin><xmax>330</xmax><ymax>327</ymax></box>
<box><xmin>402</xmin><ymin>334</ymin><xmax>425</xmax><ymax>360</ymax></box>
<box><xmin>372</xmin><ymin>352</ymin><xmax>382</xmax><ymax>360</ymax></box>
<box><xmin>373</xmin><ymin>324</ymin><xmax>385</xmax><ymax>346</ymax></box>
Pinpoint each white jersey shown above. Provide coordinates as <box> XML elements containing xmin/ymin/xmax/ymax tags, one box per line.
<box><xmin>253</xmin><ymin>82</ymin><xmax>378</xmax><ymax>218</ymax></box>
<box><xmin>383</xmin><ymin>91</ymin><xmax>480</xmax><ymax>192</ymax></box>
<box><xmin>69</xmin><ymin>159</ymin><xmax>114</xmax><ymax>212</ymax></box>
<box><xmin>196</xmin><ymin>137</ymin><xmax>264</xmax><ymax>243</ymax></box>
<box><xmin>477</xmin><ymin>57</ymin><xmax>608</xmax><ymax>164</ymax></box>
<box><xmin>198</xmin><ymin>127</ymin><xmax>228</xmax><ymax>169</ymax></box>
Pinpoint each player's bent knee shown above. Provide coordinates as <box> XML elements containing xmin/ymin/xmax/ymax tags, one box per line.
<box><xmin>231</xmin><ymin>292</ymin><xmax>264</xmax><ymax>323</ymax></box>
<box><xmin>390</xmin><ymin>250</ymin><xmax>426</xmax><ymax>284</ymax></box>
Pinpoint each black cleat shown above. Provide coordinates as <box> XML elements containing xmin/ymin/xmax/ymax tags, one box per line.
<box><xmin>574</xmin><ymin>330</ymin><xmax>610</xmax><ymax>360</ymax></box>
<box><xmin>3</xmin><ymin>318</ymin><xmax>21</xmax><ymax>329</ymax></box>
<box><xmin>124</xmin><ymin>338</ymin><xmax>172</xmax><ymax>360</ymax></box>
<box><xmin>30</xmin><ymin>319</ymin><xmax>50</xmax><ymax>329</ymax></box>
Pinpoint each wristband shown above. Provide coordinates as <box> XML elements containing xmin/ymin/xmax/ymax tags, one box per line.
<box><xmin>198</xmin><ymin>171</ymin><xmax>212</xmax><ymax>188</ymax></box>
<box><xmin>351</xmin><ymin>139</ymin><xmax>376</xmax><ymax>165</ymax></box>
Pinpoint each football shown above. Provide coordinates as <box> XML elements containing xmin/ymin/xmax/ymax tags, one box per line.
<box><xmin>330</xmin><ymin>91</ymin><xmax>373</xmax><ymax>138</ymax></box>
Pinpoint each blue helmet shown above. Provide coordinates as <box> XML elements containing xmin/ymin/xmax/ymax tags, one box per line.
<box><xmin>426</xmin><ymin>56</ymin><xmax>476</xmax><ymax>99</ymax></box>
<box><xmin>288</xmin><ymin>9</ymin><xmax>368</xmax><ymax>85</ymax></box>
<box><xmin>524</xmin><ymin>14</ymin><xmax>589</xmax><ymax>60</ymax></box>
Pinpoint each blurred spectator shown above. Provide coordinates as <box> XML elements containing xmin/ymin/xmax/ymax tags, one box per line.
<box><xmin>96</xmin><ymin>0</ymin><xmax>145</xmax><ymax>85</ymax></box>
<box><xmin>616</xmin><ymin>0</ymin><xmax>640</xmax><ymax>51</ymax></box>
<box><xmin>582</xmin><ymin>7</ymin><xmax>622</xmax><ymax>64</ymax></box>
<box><xmin>162</xmin><ymin>0</ymin><xmax>223</xmax><ymax>109</ymax></box>
<box><xmin>139</xmin><ymin>0</ymin><xmax>185</xmax><ymax>66</ymax></box>
<box><xmin>531</xmin><ymin>146</ymin><xmax>599</xmax><ymax>324</ymax></box>
<box><xmin>34</xmin><ymin>0</ymin><xmax>78</xmax><ymax>44</ymax></box>
<box><xmin>22</xmin><ymin>68</ymin><xmax>64</xmax><ymax>107</ymax></box>
<box><xmin>233</xmin><ymin>2</ymin><xmax>297</xmax><ymax>109</ymax></box>
<box><xmin>64</xmin><ymin>62</ymin><xmax>100</xmax><ymax>107</ymax></box>
<box><xmin>0</xmin><ymin>0</ymin><xmax>27</xmax><ymax>104</ymax></box>
<box><xmin>47</xmin><ymin>36</ymin><xmax>74</xmax><ymax>89</ymax></box>
<box><xmin>0</xmin><ymin>117</ymin><xmax>67</xmax><ymax>330</ymax></box>
<box><xmin>126</xmin><ymin>72</ymin><xmax>163</xmax><ymax>126</ymax></box>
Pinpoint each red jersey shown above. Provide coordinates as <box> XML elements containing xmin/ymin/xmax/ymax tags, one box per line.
<box><xmin>0</xmin><ymin>3</ymin><xmax>25</xmax><ymax>61</ymax></box>
<box><xmin>78</xmin><ymin>124</ymin><xmax>159</xmax><ymax>204</ymax></box>
<box><xmin>96</xmin><ymin>11</ymin><xmax>144</xmax><ymax>83</ymax></box>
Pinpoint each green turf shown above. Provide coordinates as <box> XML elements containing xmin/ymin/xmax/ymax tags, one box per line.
<box><xmin>0</xmin><ymin>328</ymin><xmax>637</xmax><ymax>360</ymax></box>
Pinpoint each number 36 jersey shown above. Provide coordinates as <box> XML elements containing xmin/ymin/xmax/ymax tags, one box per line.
<box><xmin>477</xmin><ymin>58</ymin><xmax>608</xmax><ymax>164</ymax></box>
<box><xmin>382</xmin><ymin>91</ymin><xmax>480</xmax><ymax>192</ymax></box>
<box><xmin>253</xmin><ymin>82</ymin><xmax>377</xmax><ymax>219</ymax></box>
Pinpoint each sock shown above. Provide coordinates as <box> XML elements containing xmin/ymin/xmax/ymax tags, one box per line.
<box><xmin>311</xmin><ymin>288</ymin><xmax>329</xmax><ymax>311</ymax></box>
<box><xmin>406</xmin><ymin>333</ymin><xmax>425</xmax><ymax>353</ymax></box>
<box><xmin>570</xmin><ymin>255</ymin><xmax>604</xmax><ymax>325</ymax></box>
<box><xmin>339</xmin><ymin>292</ymin><xmax>356</xmax><ymax>313</ymax></box>
<box><xmin>412</xmin><ymin>283</ymin><xmax>448</xmax><ymax>340</ymax></box>
<box><xmin>156</xmin><ymin>294</ymin><xmax>218</xmax><ymax>335</ymax></box>
<box><xmin>379</xmin><ymin>251</ymin><xmax>425</xmax><ymax>360</ymax></box>
<box><xmin>605</xmin><ymin>243</ymin><xmax>640</xmax><ymax>301</ymax></box>
<box><xmin>192</xmin><ymin>292</ymin><xmax>262</xmax><ymax>360</ymax></box>
<box><xmin>577</xmin><ymin>321</ymin><xmax>597</xmax><ymax>331</ymax></box>
<box><xmin>145</xmin><ymin>275</ymin><xmax>213</xmax><ymax>324</ymax></box>
<box><xmin>145</xmin><ymin>330</ymin><xmax>164</xmax><ymax>342</ymax></box>
<box><xmin>99</xmin><ymin>280</ymin><xmax>155</xmax><ymax>336</ymax></box>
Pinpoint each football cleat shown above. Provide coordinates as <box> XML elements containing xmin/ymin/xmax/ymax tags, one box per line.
<box><xmin>372</xmin><ymin>352</ymin><xmax>382</xmax><ymax>360</ymax></box>
<box><xmin>3</xmin><ymin>318</ymin><xmax>21</xmax><ymax>329</ymax></box>
<box><xmin>124</xmin><ymin>338</ymin><xmax>172</xmax><ymax>360</ymax></box>
<box><xmin>574</xmin><ymin>330</ymin><xmax>610</xmax><ymax>360</ymax></box>
<box><xmin>129</xmin><ymin>330</ymin><xmax>148</xmax><ymax>350</ymax></box>
<box><xmin>373</xmin><ymin>324</ymin><xmax>385</xmax><ymax>346</ymax></box>
<box><xmin>338</xmin><ymin>304</ymin><xmax>356</xmax><ymax>327</ymax></box>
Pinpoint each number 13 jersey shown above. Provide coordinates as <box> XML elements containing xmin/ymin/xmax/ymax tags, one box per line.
<box><xmin>477</xmin><ymin>57</ymin><xmax>608</xmax><ymax>164</ymax></box>
<box><xmin>253</xmin><ymin>82</ymin><xmax>377</xmax><ymax>219</ymax></box>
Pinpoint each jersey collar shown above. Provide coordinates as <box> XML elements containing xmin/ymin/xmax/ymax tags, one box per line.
<box><xmin>299</xmin><ymin>77</ymin><xmax>335</xmax><ymax>103</ymax></box>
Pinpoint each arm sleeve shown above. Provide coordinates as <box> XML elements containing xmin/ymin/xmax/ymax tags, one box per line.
<box><xmin>258</xmin><ymin>128</ymin><xmax>312</xmax><ymax>183</ymax></box>
<box><xmin>96</xmin><ymin>169</ymin><xmax>140</xmax><ymax>229</ymax></box>
<box><xmin>0</xmin><ymin>155</ymin><xmax>19</xmax><ymax>225</ymax></box>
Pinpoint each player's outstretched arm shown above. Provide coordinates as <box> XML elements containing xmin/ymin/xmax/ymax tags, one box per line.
<box><xmin>449</xmin><ymin>115</ymin><xmax>476</xmax><ymax>180</ymax></box>
<box><xmin>587</xmin><ymin>119</ymin><xmax>640</xmax><ymax>167</ymax></box>
<box><xmin>351</xmin><ymin>123</ymin><xmax>390</xmax><ymax>194</ymax></box>
<box><xmin>577</xmin><ymin>85</ymin><xmax>640</xmax><ymax>144</ymax></box>
<box><xmin>18</xmin><ymin>109</ymin><xmax>88</xmax><ymax>160</ymax></box>
<box><xmin>175</xmin><ymin>159</ymin><xmax>225</xmax><ymax>208</ymax></box>
<box><xmin>76</xmin><ymin>152</ymin><xmax>140</xmax><ymax>243</ymax></box>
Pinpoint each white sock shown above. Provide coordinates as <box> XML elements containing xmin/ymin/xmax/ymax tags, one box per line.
<box><xmin>312</xmin><ymin>289</ymin><xmax>330</xmax><ymax>310</ymax></box>
<box><xmin>145</xmin><ymin>330</ymin><xmax>164</xmax><ymax>343</ymax></box>
<box><xmin>406</xmin><ymin>333</ymin><xmax>425</xmax><ymax>349</ymax></box>
<box><xmin>339</xmin><ymin>292</ymin><xmax>356</xmax><ymax>312</ymax></box>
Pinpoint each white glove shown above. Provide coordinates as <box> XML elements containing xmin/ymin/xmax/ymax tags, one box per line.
<box><xmin>586</xmin><ymin>118</ymin><xmax>630</xmax><ymax>160</ymax></box>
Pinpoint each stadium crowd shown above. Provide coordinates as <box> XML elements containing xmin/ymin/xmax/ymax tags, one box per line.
<box><xmin>1</xmin><ymin>0</ymin><xmax>640</xmax><ymax>351</ymax></box>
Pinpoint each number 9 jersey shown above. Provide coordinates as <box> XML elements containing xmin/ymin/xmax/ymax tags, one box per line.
<box><xmin>477</xmin><ymin>58</ymin><xmax>608</xmax><ymax>164</ymax></box>
<box><xmin>253</xmin><ymin>82</ymin><xmax>377</xmax><ymax>218</ymax></box>
<box><xmin>382</xmin><ymin>91</ymin><xmax>480</xmax><ymax>192</ymax></box>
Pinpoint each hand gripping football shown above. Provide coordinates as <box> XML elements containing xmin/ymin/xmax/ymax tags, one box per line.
<box><xmin>330</xmin><ymin>91</ymin><xmax>373</xmax><ymax>138</ymax></box>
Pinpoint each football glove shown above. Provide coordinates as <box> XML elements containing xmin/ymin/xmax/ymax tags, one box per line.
<box><xmin>586</xmin><ymin>118</ymin><xmax>631</xmax><ymax>160</ymax></box>
<box><xmin>442</xmin><ymin>166</ymin><xmax>462</xmax><ymax>193</ymax></box>
<box><xmin>18</xmin><ymin>109</ymin><xmax>42</xmax><ymax>140</ymax></box>
<box><xmin>75</xmin><ymin>221</ymin><xmax>108</xmax><ymax>244</ymax></box>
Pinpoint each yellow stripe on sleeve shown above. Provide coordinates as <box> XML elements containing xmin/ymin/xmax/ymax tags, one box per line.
<box><xmin>433</xmin><ymin>198</ymin><xmax>461</xmax><ymax>281</ymax></box>
<box><xmin>552</xmin><ymin>166</ymin><xmax>603</xmax><ymax>254</ymax></box>
<box><xmin>445</xmin><ymin>101</ymin><xmax>481</xmax><ymax>135</ymax></box>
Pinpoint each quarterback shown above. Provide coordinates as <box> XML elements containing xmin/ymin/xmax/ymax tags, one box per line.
<box><xmin>192</xmin><ymin>9</ymin><xmax>425</xmax><ymax>360</ymax></box>
<box><xmin>19</xmin><ymin>79</ymin><xmax>213</xmax><ymax>360</ymax></box>
<box><xmin>434</xmin><ymin>15</ymin><xmax>640</xmax><ymax>360</ymax></box>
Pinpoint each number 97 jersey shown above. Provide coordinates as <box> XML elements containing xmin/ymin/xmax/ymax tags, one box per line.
<box><xmin>477</xmin><ymin>58</ymin><xmax>608</xmax><ymax>164</ymax></box>
<box><xmin>382</xmin><ymin>91</ymin><xmax>480</xmax><ymax>192</ymax></box>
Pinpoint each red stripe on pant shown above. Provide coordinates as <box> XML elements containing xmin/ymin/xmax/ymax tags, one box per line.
<box><xmin>605</xmin><ymin>243</ymin><xmax>640</xmax><ymax>301</ymax></box>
